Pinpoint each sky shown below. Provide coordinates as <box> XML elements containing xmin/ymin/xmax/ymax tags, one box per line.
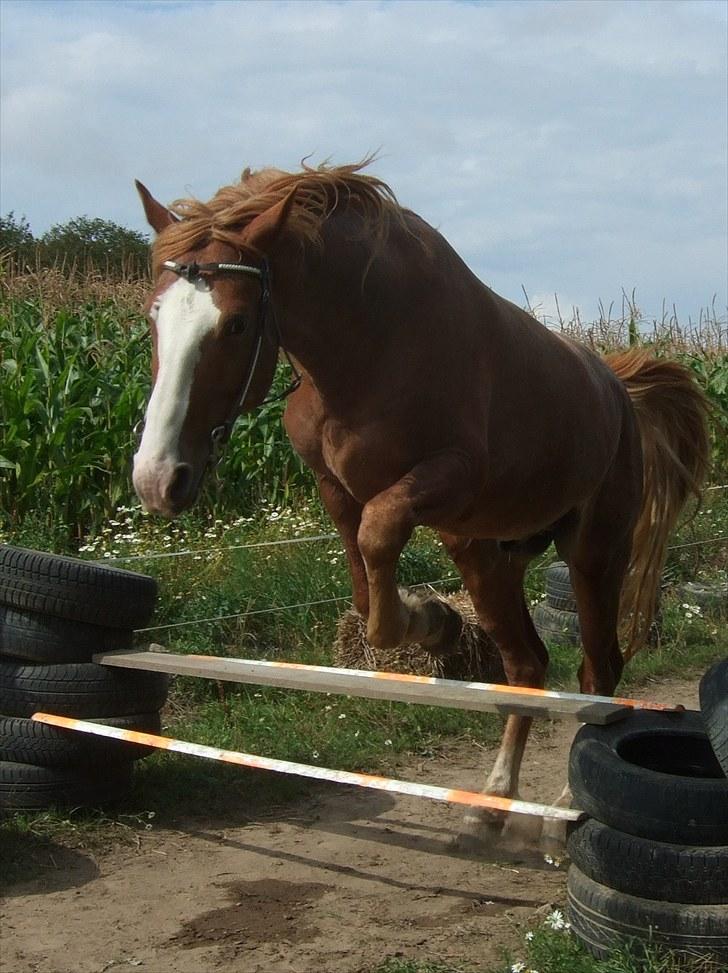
<box><xmin>1</xmin><ymin>0</ymin><xmax>726</xmax><ymax>325</ymax></box>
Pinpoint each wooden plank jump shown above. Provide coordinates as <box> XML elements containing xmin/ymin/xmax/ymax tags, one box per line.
<box><xmin>93</xmin><ymin>646</ymin><xmax>683</xmax><ymax>724</ymax></box>
<box><xmin>31</xmin><ymin>712</ymin><xmax>584</xmax><ymax>822</ymax></box>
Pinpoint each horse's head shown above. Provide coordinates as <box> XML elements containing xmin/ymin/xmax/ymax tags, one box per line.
<box><xmin>132</xmin><ymin>181</ymin><xmax>296</xmax><ymax>517</ymax></box>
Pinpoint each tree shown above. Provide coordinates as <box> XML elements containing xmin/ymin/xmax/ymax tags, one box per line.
<box><xmin>0</xmin><ymin>212</ymin><xmax>35</xmax><ymax>264</ymax></box>
<box><xmin>40</xmin><ymin>217</ymin><xmax>150</xmax><ymax>276</ymax></box>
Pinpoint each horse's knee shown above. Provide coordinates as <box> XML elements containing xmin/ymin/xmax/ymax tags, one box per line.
<box><xmin>357</xmin><ymin>501</ymin><xmax>413</xmax><ymax>567</ymax></box>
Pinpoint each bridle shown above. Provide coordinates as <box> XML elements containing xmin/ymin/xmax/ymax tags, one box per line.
<box><xmin>137</xmin><ymin>257</ymin><xmax>301</xmax><ymax>467</ymax></box>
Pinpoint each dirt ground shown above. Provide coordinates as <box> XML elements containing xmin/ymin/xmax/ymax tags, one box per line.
<box><xmin>1</xmin><ymin>675</ymin><xmax>701</xmax><ymax>973</ymax></box>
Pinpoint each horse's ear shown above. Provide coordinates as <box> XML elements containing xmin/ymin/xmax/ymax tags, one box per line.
<box><xmin>242</xmin><ymin>188</ymin><xmax>297</xmax><ymax>253</ymax></box>
<box><xmin>135</xmin><ymin>180</ymin><xmax>179</xmax><ymax>234</ymax></box>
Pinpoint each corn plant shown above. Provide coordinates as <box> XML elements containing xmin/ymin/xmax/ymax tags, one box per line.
<box><xmin>0</xmin><ymin>289</ymin><xmax>313</xmax><ymax>539</ymax></box>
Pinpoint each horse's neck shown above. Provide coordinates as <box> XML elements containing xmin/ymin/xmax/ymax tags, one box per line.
<box><xmin>274</xmin><ymin>216</ymin><xmax>488</xmax><ymax>413</ymax></box>
<box><xmin>273</xmin><ymin>236</ymin><xmax>403</xmax><ymax>410</ymax></box>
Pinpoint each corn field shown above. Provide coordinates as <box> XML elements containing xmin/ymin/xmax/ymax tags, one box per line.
<box><xmin>1</xmin><ymin>260</ymin><xmax>726</xmax><ymax>540</ymax></box>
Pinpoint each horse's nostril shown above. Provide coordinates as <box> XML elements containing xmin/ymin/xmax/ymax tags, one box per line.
<box><xmin>166</xmin><ymin>464</ymin><xmax>193</xmax><ymax>505</ymax></box>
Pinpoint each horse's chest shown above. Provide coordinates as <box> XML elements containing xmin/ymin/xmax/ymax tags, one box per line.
<box><xmin>320</xmin><ymin>421</ymin><xmax>408</xmax><ymax>502</ymax></box>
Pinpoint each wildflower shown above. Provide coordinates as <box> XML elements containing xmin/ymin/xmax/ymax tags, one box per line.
<box><xmin>524</xmin><ymin>931</ymin><xmax>534</xmax><ymax>942</ymax></box>
<box><xmin>338</xmin><ymin>713</ymin><xmax>347</xmax><ymax>719</ymax></box>
<box><xmin>510</xmin><ymin>963</ymin><xmax>526</xmax><ymax>973</ymax></box>
<box><xmin>544</xmin><ymin>909</ymin><xmax>570</xmax><ymax>931</ymax></box>
<box><xmin>384</xmin><ymin>738</ymin><xmax>393</xmax><ymax>746</ymax></box>
<box><xmin>311</xmin><ymin>750</ymin><xmax>319</xmax><ymax>759</ymax></box>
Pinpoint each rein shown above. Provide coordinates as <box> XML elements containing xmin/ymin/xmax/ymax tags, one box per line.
<box><xmin>157</xmin><ymin>257</ymin><xmax>302</xmax><ymax>466</ymax></box>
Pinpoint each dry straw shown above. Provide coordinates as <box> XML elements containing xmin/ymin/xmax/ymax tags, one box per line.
<box><xmin>333</xmin><ymin>590</ymin><xmax>507</xmax><ymax>683</ymax></box>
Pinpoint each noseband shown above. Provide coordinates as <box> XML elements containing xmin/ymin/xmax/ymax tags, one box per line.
<box><xmin>145</xmin><ymin>257</ymin><xmax>301</xmax><ymax>466</ymax></box>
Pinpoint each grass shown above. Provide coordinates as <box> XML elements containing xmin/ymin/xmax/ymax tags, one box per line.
<box><xmin>2</xmin><ymin>491</ymin><xmax>725</xmax><ymax>821</ymax></box>
<box><xmin>1</xmin><ymin>503</ymin><xmax>723</xmax><ymax>832</ymax></box>
<box><xmin>369</xmin><ymin>916</ymin><xmax>726</xmax><ymax>972</ymax></box>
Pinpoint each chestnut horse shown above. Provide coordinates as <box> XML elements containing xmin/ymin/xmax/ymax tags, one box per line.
<box><xmin>132</xmin><ymin>162</ymin><xmax>709</xmax><ymax>846</ymax></box>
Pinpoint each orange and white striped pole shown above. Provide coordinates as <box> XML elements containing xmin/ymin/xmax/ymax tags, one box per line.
<box><xmin>32</xmin><ymin>712</ymin><xmax>583</xmax><ymax>822</ymax></box>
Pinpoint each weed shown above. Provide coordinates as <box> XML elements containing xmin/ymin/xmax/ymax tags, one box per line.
<box><xmin>499</xmin><ymin>917</ymin><xmax>725</xmax><ymax>973</ymax></box>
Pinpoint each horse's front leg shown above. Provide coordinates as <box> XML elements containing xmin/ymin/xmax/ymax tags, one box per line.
<box><xmin>356</xmin><ymin>452</ymin><xmax>474</xmax><ymax>651</ymax></box>
<box><xmin>317</xmin><ymin>472</ymin><xmax>369</xmax><ymax>616</ymax></box>
<box><xmin>441</xmin><ymin>536</ymin><xmax>549</xmax><ymax>849</ymax></box>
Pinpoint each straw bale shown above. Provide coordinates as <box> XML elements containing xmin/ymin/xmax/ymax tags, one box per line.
<box><xmin>333</xmin><ymin>590</ymin><xmax>506</xmax><ymax>682</ymax></box>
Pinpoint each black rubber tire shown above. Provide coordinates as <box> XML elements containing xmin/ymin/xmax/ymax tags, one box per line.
<box><xmin>700</xmin><ymin>658</ymin><xmax>728</xmax><ymax>778</ymax></box>
<box><xmin>0</xmin><ymin>713</ymin><xmax>161</xmax><ymax>768</ymax></box>
<box><xmin>567</xmin><ymin>817</ymin><xmax>728</xmax><ymax>905</ymax></box>
<box><xmin>0</xmin><ymin>661</ymin><xmax>169</xmax><ymax>719</ymax></box>
<box><xmin>567</xmin><ymin>864</ymin><xmax>728</xmax><ymax>963</ymax></box>
<box><xmin>545</xmin><ymin>561</ymin><xmax>578</xmax><ymax>612</ymax></box>
<box><xmin>0</xmin><ymin>606</ymin><xmax>133</xmax><ymax>664</ymax></box>
<box><xmin>532</xmin><ymin>601</ymin><xmax>581</xmax><ymax>647</ymax></box>
<box><xmin>0</xmin><ymin>545</ymin><xmax>157</xmax><ymax>629</ymax></box>
<box><xmin>569</xmin><ymin>710</ymin><xmax>728</xmax><ymax>845</ymax></box>
<box><xmin>0</xmin><ymin>760</ymin><xmax>133</xmax><ymax>810</ymax></box>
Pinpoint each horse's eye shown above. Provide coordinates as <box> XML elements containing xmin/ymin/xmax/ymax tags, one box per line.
<box><xmin>224</xmin><ymin>315</ymin><xmax>247</xmax><ymax>336</ymax></box>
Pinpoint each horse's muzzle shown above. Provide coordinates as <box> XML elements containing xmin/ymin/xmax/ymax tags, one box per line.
<box><xmin>132</xmin><ymin>457</ymin><xmax>197</xmax><ymax>517</ymax></box>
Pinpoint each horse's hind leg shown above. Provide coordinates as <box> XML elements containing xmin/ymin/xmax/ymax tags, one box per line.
<box><xmin>559</xmin><ymin>443</ymin><xmax>641</xmax><ymax>701</ymax></box>
<box><xmin>540</xmin><ymin>471</ymin><xmax>639</xmax><ymax>853</ymax></box>
<box><xmin>442</xmin><ymin>536</ymin><xmax>548</xmax><ymax>848</ymax></box>
<box><xmin>538</xmin><ymin>536</ymin><xmax>631</xmax><ymax>854</ymax></box>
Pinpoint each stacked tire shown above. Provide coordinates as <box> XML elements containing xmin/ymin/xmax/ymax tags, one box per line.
<box><xmin>532</xmin><ymin>562</ymin><xmax>581</xmax><ymax>647</ymax></box>
<box><xmin>532</xmin><ymin>561</ymin><xmax>664</xmax><ymax>647</ymax></box>
<box><xmin>566</xmin><ymin>689</ymin><xmax>728</xmax><ymax>966</ymax></box>
<box><xmin>0</xmin><ymin>545</ymin><xmax>167</xmax><ymax>810</ymax></box>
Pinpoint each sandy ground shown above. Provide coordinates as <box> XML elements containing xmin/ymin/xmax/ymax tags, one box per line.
<box><xmin>1</xmin><ymin>675</ymin><xmax>701</xmax><ymax>973</ymax></box>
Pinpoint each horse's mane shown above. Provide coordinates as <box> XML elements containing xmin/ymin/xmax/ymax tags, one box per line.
<box><xmin>153</xmin><ymin>159</ymin><xmax>403</xmax><ymax>273</ymax></box>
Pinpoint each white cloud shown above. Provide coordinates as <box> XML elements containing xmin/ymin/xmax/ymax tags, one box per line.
<box><xmin>0</xmin><ymin>0</ymin><xmax>725</xmax><ymax>321</ymax></box>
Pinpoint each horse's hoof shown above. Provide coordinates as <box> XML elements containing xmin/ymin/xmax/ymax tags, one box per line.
<box><xmin>450</xmin><ymin>811</ymin><xmax>504</xmax><ymax>854</ymax></box>
<box><xmin>501</xmin><ymin>811</ymin><xmax>543</xmax><ymax>851</ymax></box>
<box><xmin>424</xmin><ymin>601</ymin><xmax>464</xmax><ymax>656</ymax></box>
<box><xmin>539</xmin><ymin>819</ymin><xmax>568</xmax><ymax>861</ymax></box>
<box><xmin>449</xmin><ymin>829</ymin><xmax>498</xmax><ymax>856</ymax></box>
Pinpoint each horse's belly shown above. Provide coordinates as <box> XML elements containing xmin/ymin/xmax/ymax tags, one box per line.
<box><xmin>440</xmin><ymin>496</ymin><xmax>571</xmax><ymax>541</ymax></box>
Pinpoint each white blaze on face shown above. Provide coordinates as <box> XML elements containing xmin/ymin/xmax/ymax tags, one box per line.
<box><xmin>134</xmin><ymin>277</ymin><xmax>220</xmax><ymax>472</ymax></box>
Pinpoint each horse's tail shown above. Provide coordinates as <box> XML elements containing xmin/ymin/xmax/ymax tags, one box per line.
<box><xmin>606</xmin><ymin>349</ymin><xmax>711</xmax><ymax>660</ymax></box>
